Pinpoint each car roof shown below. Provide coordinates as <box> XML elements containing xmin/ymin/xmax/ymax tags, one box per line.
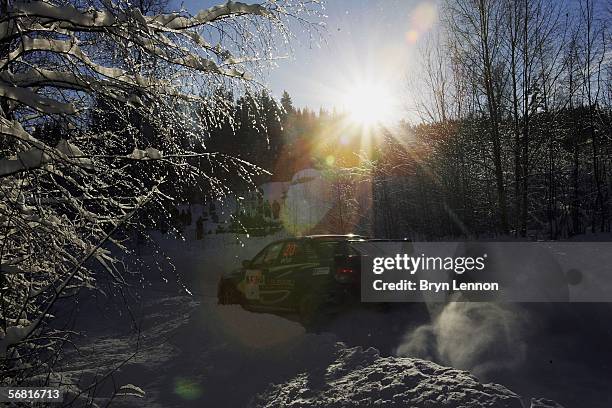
<box><xmin>261</xmin><ymin>235</ymin><xmax>368</xmax><ymax>247</ymax></box>
<box><xmin>302</xmin><ymin>234</ymin><xmax>367</xmax><ymax>240</ymax></box>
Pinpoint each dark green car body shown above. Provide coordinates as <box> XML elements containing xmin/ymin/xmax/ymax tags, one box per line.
<box><xmin>217</xmin><ymin>235</ymin><xmax>364</xmax><ymax>321</ymax></box>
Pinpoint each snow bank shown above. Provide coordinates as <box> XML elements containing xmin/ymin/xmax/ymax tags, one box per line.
<box><xmin>251</xmin><ymin>344</ymin><xmax>561</xmax><ymax>408</ymax></box>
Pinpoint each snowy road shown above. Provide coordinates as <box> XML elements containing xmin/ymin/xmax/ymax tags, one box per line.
<box><xmin>56</xmin><ymin>231</ymin><xmax>612</xmax><ymax>407</ymax></box>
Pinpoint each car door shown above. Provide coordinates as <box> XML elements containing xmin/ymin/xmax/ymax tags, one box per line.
<box><xmin>241</xmin><ymin>241</ymin><xmax>284</xmax><ymax>307</ymax></box>
<box><xmin>259</xmin><ymin>240</ymin><xmax>320</xmax><ymax>310</ymax></box>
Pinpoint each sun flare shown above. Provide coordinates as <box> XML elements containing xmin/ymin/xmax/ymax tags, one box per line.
<box><xmin>342</xmin><ymin>83</ymin><xmax>394</xmax><ymax>127</ymax></box>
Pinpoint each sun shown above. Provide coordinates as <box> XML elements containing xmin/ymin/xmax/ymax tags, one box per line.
<box><xmin>342</xmin><ymin>83</ymin><xmax>394</xmax><ymax>127</ymax></box>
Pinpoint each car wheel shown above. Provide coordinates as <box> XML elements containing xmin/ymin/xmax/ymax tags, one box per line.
<box><xmin>219</xmin><ymin>284</ymin><xmax>238</xmax><ymax>305</ymax></box>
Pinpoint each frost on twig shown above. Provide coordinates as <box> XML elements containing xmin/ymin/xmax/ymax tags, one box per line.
<box><xmin>0</xmin><ymin>319</ymin><xmax>40</xmax><ymax>359</ymax></box>
<box><xmin>116</xmin><ymin>384</ymin><xmax>146</xmax><ymax>398</ymax></box>
<box><xmin>127</xmin><ymin>147</ymin><xmax>163</xmax><ymax>160</ymax></box>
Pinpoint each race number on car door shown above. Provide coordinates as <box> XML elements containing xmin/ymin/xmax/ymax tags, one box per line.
<box><xmin>245</xmin><ymin>270</ymin><xmax>263</xmax><ymax>300</ymax></box>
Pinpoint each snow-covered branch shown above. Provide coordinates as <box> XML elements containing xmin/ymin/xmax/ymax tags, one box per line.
<box><xmin>0</xmin><ymin>0</ymin><xmax>322</xmax><ymax>390</ymax></box>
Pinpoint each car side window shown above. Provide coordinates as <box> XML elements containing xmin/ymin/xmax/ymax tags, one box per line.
<box><xmin>302</xmin><ymin>243</ymin><xmax>319</xmax><ymax>263</ymax></box>
<box><xmin>252</xmin><ymin>242</ymin><xmax>283</xmax><ymax>267</ymax></box>
<box><xmin>278</xmin><ymin>241</ymin><xmax>318</xmax><ymax>265</ymax></box>
<box><xmin>278</xmin><ymin>241</ymin><xmax>298</xmax><ymax>265</ymax></box>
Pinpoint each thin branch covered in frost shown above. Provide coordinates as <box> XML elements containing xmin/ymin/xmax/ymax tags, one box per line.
<box><xmin>0</xmin><ymin>0</ymin><xmax>323</xmax><ymax>395</ymax></box>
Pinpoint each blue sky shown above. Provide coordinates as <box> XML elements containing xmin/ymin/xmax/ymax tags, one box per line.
<box><xmin>176</xmin><ymin>0</ymin><xmax>433</xmax><ymax>122</ymax></box>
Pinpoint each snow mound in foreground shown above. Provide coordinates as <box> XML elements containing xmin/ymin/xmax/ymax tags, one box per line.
<box><xmin>251</xmin><ymin>344</ymin><xmax>560</xmax><ymax>408</ymax></box>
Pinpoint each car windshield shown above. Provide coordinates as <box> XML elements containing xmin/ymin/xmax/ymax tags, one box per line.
<box><xmin>251</xmin><ymin>242</ymin><xmax>284</xmax><ymax>267</ymax></box>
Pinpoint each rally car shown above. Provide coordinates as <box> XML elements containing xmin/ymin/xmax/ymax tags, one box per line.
<box><xmin>217</xmin><ymin>235</ymin><xmax>367</xmax><ymax>325</ymax></box>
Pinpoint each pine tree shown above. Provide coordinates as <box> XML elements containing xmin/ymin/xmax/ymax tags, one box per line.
<box><xmin>280</xmin><ymin>90</ymin><xmax>295</xmax><ymax>118</ymax></box>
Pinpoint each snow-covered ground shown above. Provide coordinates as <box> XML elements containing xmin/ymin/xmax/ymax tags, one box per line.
<box><xmin>253</xmin><ymin>345</ymin><xmax>528</xmax><ymax>408</ymax></box>
<box><xmin>55</xmin><ymin>229</ymin><xmax>612</xmax><ymax>407</ymax></box>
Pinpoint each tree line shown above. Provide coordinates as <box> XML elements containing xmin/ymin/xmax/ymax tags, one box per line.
<box><xmin>372</xmin><ymin>0</ymin><xmax>611</xmax><ymax>239</ymax></box>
